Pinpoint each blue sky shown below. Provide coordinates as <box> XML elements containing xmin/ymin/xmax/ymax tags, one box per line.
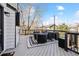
<box><xmin>19</xmin><ymin>3</ymin><xmax>79</xmax><ymax>26</ymax></box>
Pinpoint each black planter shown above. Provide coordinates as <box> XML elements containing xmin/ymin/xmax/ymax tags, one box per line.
<box><xmin>58</xmin><ymin>38</ymin><xmax>65</xmax><ymax>48</ymax></box>
<box><xmin>47</xmin><ymin>32</ymin><xmax>54</xmax><ymax>41</ymax></box>
<box><xmin>47</xmin><ymin>32</ymin><xmax>59</xmax><ymax>40</ymax></box>
<box><xmin>37</xmin><ymin>34</ymin><xmax>47</xmax><ymax>43</ymax></box>
<box><xmin>33</xmin><ymin>32</ymin><xmax>40</xmax><ymax>40</ymax></box>
<box><xmin>34</xmin><ymin>33</ymin><xmax>38</xmax><ymax>40</ymax></box>
<box><xmin>55</xmin><ymin>33</ymin><xmax>59</xmax><ymax>40</ymax></box>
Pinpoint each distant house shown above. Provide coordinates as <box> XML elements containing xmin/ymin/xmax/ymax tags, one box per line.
<box><xmin>69</xmin><ymin>25</ymin><xmax>77</xmax><ymax>32</ymax></box>
<box><xmin>0</xmin><ymin>3</ymin><xmax>20</xmax><ymax>53</ymax></box>
<box><xmin>69</xmin><ymin>24</ymin><xmax>79</xmax><ymax>32</ymax></box>
<box><xmin>76</xmin><ymin>24</ymin><xmax>79</xmax><ymax>32</ymax></box>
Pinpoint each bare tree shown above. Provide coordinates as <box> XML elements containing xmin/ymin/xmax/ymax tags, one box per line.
<box><xmin>27</xmin><ymin>4</ymin><xmax>32</xmax><ymax>31</ymax></box>
<box><xmin>29</xmin><ymin>7</ymin><xmax>42</xmax><ymax>30</ymax></box>
<box><xmin>19</xmin><ymin>3</ymin><xmax>44</xmax><ymax>34</ymax></box>
<box><xmin>26</xmin><ymin>4</ymin><xmax>44</xmax><ymax>32</ymax></box>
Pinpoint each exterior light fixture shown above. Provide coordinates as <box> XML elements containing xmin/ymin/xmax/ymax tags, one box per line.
<box><xmin>4</xmin><ymin>11</ymin><xmax>10</xmax><ymax>17</ymax></box>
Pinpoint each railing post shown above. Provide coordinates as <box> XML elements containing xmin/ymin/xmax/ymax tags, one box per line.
<box><xmin>65</xmin><ymin>32</ymin><xmax>68</xmax><ymax>51</ymax></box>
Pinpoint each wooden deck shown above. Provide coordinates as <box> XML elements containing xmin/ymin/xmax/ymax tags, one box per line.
<box><xmin>14</xmin><ymin>35</ymin><xmax>79</xmax><ymax>56</ymax></box>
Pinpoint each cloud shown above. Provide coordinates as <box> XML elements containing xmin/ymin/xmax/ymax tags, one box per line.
<box><xmin>43</xmin><ymin>17</ymin><xmax>55</xmax><ymax>26</ymax></box>
<box><xmin>43</xmin><ymin>16</ymin><xmax>64</xmax><ymax>26</ymax></box>
<box><xmin>74</xmin><ymin>10</ymin><xmax>79</xmax><ymax>18</ymax></box>
<box><xmin>66</xmin><ymin>10</ymin><xmax>79</xmax><ymax>25</ymax></box>
<box><xmin>71</xmin><ymin>10</ymin><xmax>79</xmax><ymax>24</ymax></box>
<box><xmin>58</xmin><ymin>12</ymin><xmax>64</xmax><ymax>15</ymax></box>
<box><xmin>56</xmin><ymin>6</ymin><xmax>64</xmax><ymax>11</ymax></box>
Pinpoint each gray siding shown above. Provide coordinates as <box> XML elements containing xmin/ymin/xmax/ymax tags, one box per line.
<box><xmin>4</xmin><ymin>3</ymin><xmax>16</xmax><ymax>50</ymax></box>
<box><xmin>0</xmin><ymin>3</ymin><xmax>17</xmax><ymax>50</ymax></box>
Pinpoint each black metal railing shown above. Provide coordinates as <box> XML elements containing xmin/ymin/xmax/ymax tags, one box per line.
<box><xmin>20</xmin><ymin>29</ymin><xmax>79</xmax><ymax>54</ymax></box>
<box><xmin>66</xmin><ymin>32</ymin><xmax>79</xmax><ymax>54</ymax></box>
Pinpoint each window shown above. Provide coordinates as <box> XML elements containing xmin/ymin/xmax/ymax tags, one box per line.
<box><xmin>15</xmin><ymin>12</ymin><xmax>20</xmax><ymax>26</ymax></box>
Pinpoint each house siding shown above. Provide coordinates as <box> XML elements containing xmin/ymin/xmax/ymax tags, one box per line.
<box><xmin>0</xmin><ymin>3</ymin><xmax>19</xmax><ymax>51</ymax></box>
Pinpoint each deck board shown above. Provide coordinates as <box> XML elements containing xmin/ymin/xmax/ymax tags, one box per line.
<box><xmin>37</xmin><ymin>46</ymin><xmax>45</xmax><ymax>56</ymax></box>
<box><xmin>39</xmin><ymin>46</ymin><xmax>46</xmax><ymax>56</ymax></box>
<box><xmin>14</xmin><ymin>35</ymin><xmax>79</xmax><ymax>56</ymax></box>
<box><xmin>50</xmin><ymin>44</ymin><xmax>54</xmax><ymax>56</ymax></box>
<box><xmin>41</xmin><ymin>46</ymin><xmax>46</xmax><ymax>56</ymax></box>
